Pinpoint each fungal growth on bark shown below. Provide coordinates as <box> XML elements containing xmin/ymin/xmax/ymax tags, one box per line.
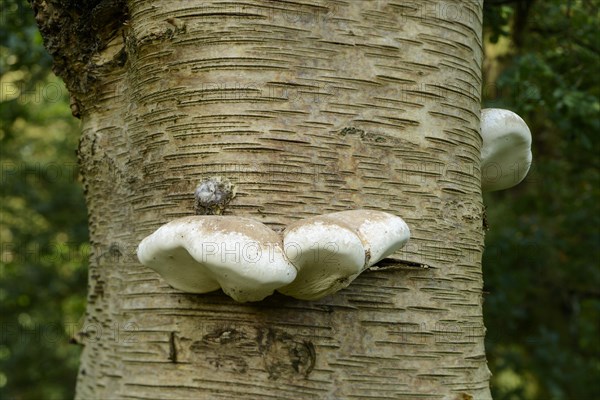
<box><xmin>480</xmin><ymin>108</ymin><xmax>533</xmax><ymax>192</ymax></box>
<box><xmin>137</xmin><ymin>210</ymin><xmax>411</xmax><ymax>302</ymax></box>
<box><xmin>279</xmin><ymin>210</ymin><xmax>411</xmax><ymax>300</ymax></box>
<box><xmin>137</xmin><ymin>216</ymin><xmax>296</xmax><ymax>302</ymax></box>
<box><xmin>138</xmin><ymin>107</ymin><xmax>530</xmax><ymax>303</ymax></box>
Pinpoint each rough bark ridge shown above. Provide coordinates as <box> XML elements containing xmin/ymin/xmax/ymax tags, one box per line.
<box><xmin>30</xmin><ymin>0</ymin><xmax>128</xmax><ymax>116</ymax></box>
<box><xmin>34</xmin><ymin>1</ymin><xmax>490</xmax><ymax>398</ymax></box>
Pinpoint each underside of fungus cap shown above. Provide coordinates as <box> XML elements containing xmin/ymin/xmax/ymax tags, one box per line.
<box><xmin>277</xmin><ymin>219</ymin><xmax>366</xmax><ymax>300</ymax></box>
<box><xmin>137</xmin><ymin>216</ymin><xmax>297</xmax><ymax>302</ymax></box>
<box><xmin>278</xmin><ymin>210</ymin><xmax>411</xmax><ymax>300</ymax></box>
<box><xmin>481</xmin><ymin>108</ymin><xmax>533</xmax><ymax>192</ymax></box>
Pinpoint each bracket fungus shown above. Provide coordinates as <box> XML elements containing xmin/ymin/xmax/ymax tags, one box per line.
<box><xmin>137</xmin><ymin>210</ymin><xmax>411</xmax><ymax>302</ymax></box>
<box><xmin>278</xmin><ymin>210</ymin><xmax>411</xmax><ymax>300</ymax></box>
<box><xmin>480</xmin><ymin>108</ymin><xmax>533</xmax><ymax>192</ymax></box>
<box><xmin>136</xmin><ymin>216</ymin><xmax>296</xmax><ymax>302</ymax></box>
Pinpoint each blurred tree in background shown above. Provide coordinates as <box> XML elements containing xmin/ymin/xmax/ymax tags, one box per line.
<box><xmin>0</xmin><ymin>0</ymin><xmax>597</xmax><ymax>399</ymax></box>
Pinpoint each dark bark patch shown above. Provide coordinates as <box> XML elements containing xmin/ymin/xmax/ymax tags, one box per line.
<box><xmin>200</xmin><ymin>328</ymin><xmax>247</xmax><ymax>345</ymax></box>
<box><xmin>338</xmin><ymin>127</ymin><xmax>389</xmax><ymax>143</ymax></box>
<box><xmin>257</xmin><ymin>327</ymin><xmax>316</xmax><ymax>379</ymax></box>
<box><xmin>30</xmin><ymin>0</ymin><xmax>129</xmax><ymax>110</ymax></box>
<box><xmin>339</xmin><ymin>127</ymin><xmax>365</xmax><ymax>137</ymax></box>
<box><xmin>207</xmin><ymin>355</ymin><xmax>248</xmax><ymax>373</ymax></box>
<box><xmin>189</xmin><ymin>326</ymin><xmax>253</xmax><ymax>374</ymax></box>
<box><xmin>89</xmin><ymin>270</ymin><xmax>104</xmax><ymax>299</ymax></box>
<box><xmin>168</xmin><ymin>331</ymin><xmax>177</xmax><ymax>363</ymax></box>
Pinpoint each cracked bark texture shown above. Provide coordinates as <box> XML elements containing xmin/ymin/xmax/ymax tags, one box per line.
<box><xmin>32</xmin><ymin>0</ymin><xmax>490</xmax><ymax>398</ymax></box>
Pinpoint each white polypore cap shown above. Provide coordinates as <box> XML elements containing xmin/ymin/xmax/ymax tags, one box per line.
<box><xmin>278</xmin><ymin>221</ymin><xmax>366</xmax><ymax>300</ymax></box>
<box><xmin>278</xmin><ymin>210</ymin><xmax>410</xmax><ymax>300</ymax></box>
<box><xmin>324</xmin><ymin>210</ymin><xmax>411</xmax><ymax>266</ymax></box>
<box><xmin>137</xmin><ymin>216</ymin><xmax>297</xmax><ymax>302</ymax></box>
<box><xmin>480</xmin><ymin>108</ymin><xmax>532</xmax><ymax>192</ymax></box>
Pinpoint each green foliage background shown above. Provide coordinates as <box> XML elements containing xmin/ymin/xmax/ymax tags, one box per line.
<box><xmin>0</xmin><ymin>0</ymin><xmax>598</xmax><ymax>399</ymax></box>
<box><xmin>482</xmin><ymin>1</ymin><xmax>599</xmax><ymax>399</ymax></box>
<box><xmin>1</xmin><ymin>1</ymin><xmax>88</xmax><ymax>399</ymax></box>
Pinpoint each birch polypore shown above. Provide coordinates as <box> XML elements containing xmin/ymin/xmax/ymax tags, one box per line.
<box><xmin>137</xmin><ymin>216</ymin><xmax>296</xmax><ymax>302</ymax></box>
<box><xmin>323</xmin><ymin>210</ymin><xmax>411</xmax><ymax>265</ymax></box>
<box><xmin>480</xmin><ymin>108</ymin><xmax>533</xmax><ymax>191</ymax></box>
<box><xmin>139</xmin><ymin>211</ymin><xmax>409</xmax><ymax>302</ymax></box>
<box><xmin>279</xmin><ymin>210</ymin><xmax>410</xmax><ymax>300</ymax></box>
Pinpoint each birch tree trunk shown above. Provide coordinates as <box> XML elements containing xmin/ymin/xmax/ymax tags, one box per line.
<box><xmin>33</xmin><ymin>0</ymin><xmax>490</xmax><ymax>398</ymax></box>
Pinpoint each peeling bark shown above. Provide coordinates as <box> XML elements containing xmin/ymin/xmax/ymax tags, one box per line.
<box><xmin>33</xmin><ymin>0</ymin><xmax>491</xmax><ymax>398</ymax></box>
